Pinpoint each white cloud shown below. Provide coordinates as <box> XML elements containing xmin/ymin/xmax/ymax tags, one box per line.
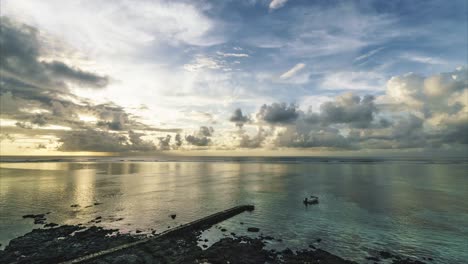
<box><xmin>269</xmin><ymin>0</ymin><xmax>289</xmax><ymax>10</ymax></box>
<box><xmin>321</xmin><ymin>71</ymin><xmax>386</xmax><ymax>91</ymax></box>
<box><xmin>216</xmin><ymin>52</ymin><xmax>249</xmax><ymax>58</ymax></box>
<box><xmin>400</xmin><ymin>53</ymin><xmax>447</xmax><ymax>65</ymax></box>
<box><xmin>2</xmin><ymin>0</ymin><xmax>223</xmax><ymax>57</ymax></box>
<box><xmin>280</xmin><ymin>63</ymin><xmax>306</xmax><ymax>79</ymax></box>
<box><xmin>354</xmin><ymin>47</ymin><xmax>385</xmax><ymax>62</ymax></box>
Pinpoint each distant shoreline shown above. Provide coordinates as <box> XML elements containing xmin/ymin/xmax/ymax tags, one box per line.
<box><xmin>1</xmin><ymin>155</ymin><xmax>467</xmax><ymax>164</ymax></box>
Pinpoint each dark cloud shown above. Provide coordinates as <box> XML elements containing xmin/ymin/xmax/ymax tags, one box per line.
<box><xmin>229</xmin><ymin>108</ymin><xmax>250</xmax><ymax>128</ymax></box>
<box><xmin>257</xmin><ymin>103</ymin><xmax>299</xmax><ymax>124</ymax></box>
<box><xmin>319</xmin><ymin>93</ymin><xmax>377</xmax><ymax>128</ymax></box>
<box><xmin>0</xmin><ymin>19</ymin><xmax>182</xmax><ymax>153</ymax></box>
<box><xmin>58</xmin><ymin>130</ymin><xmax>128</xmax><ymax>152</ymax></box>
<box><xmin>174</xmin><ymin>133</ymin><xmax>183</xmax><ymax>148</ymax></box>
<box><xmin>185</xmin><ymin>126</ymin><xmax>214</xmax><ymax>146</ymax></box>
<box><xmin>0</xmin><ymin>17</ymin><xmax>108</xmax><ymax>93</ymax></box>
<box><xmin>44</xmin><ymin>61</ymin><xmax>108</xmax><ymax>88</ymax></box>
<box><xmin>275</xmin><ymin>124</ymin><xmax>351</xmax><ymax>149</ymax></box>
<box><xmin>58</xmin><ymin>130</ymin><xmax>156</xmax><ymax>152</ymax></box>
<box><xmin>158</xmin><ymin>135</ymin><xmax>172</xmax><ymax>150</ymax></box>
<box><xmin>239</xmin><ymin>128</ymin><xmax>267</xmax><ymax>148</ymax></box>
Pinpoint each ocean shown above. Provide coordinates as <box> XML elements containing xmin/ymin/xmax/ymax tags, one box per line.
<box><xmin>0</xmin><ymin>156</ymin><xmax>467</xmax><ymax>263</ymax></box>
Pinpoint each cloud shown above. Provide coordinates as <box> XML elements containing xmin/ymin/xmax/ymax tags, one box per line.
<box><xmin>0</xmin><ymin>18</ymin><xmax>182</xmax><ymax>153</ymax></box>
<box><xmin>44</xmin><ymin>61</ymin><xmax>108</xmax><ymax>88</ymax></box>
<box><xmin>239</xmin><ymin>128</ymin><xmax>268</xmax><ymax>148</ymax></box>
<box><xmin>58</xmin><ymin>129</ymin><xmax>155</xmax><ymax>152</ymax></box>
<box><xmin>0</xmin><ymin>18</ymin><xmax>108</xmax><ymax>92</ymax></box>
<box><xmin>2</xmin><ymin>0</ymin><xmax>224</xmax><ymax>52</ymax></box>
<box><xmin>269</xmin><ymin>0</ymin><xmax>288</xmax><ymax>10</ymax></box>
<box><xmin>216</xmin><ymin>52</ymin><xmax>249</xmax><ymax>58</ymax></box>
<box><xmin>354</xmin><ymin>47</ymin><xmax>385</xmax><ymax>62</ymax></box>
<box><xmin>257</xmin><ymin>103</ymin><xmax>299</xmax><ymax>124</ymax></box>
<box><xmin>185</xmin><ymin>126</ymin><xmax>214</xmax><ymax>146</ymax></box>
<box><xmin>275</xmin><ymin>125</ymin><xmax>351</xmax><ymax>149</ymax></box>
<box><xmin>319</xmin><ymin>93</ymin><xmax>377</xmax><ymax>128</ymax></box>
<box><xmin>321</xmin><ymin>71</ymin><xmax>386</xmax><ymax>91</ymax></box>
<box><xmin>279</xmin><ymin>63</ymin><xmax>306</xmax><ymax>80</ymax></box>
<box><xmin>229</xmin><ymin>108</ymin><xmax>250</xmax><ymax>128</ymax></box>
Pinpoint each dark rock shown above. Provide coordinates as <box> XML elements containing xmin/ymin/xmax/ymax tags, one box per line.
<box><xmin>111</xmin><ymin>254</ymin><xmax>138</xmax><ymax>264</ymax></box>
<box><xmin>202</xmin><ymin>244</ymin><xmax>208</xmax><ymax>248</ymax></box>
<box><xmin>70</xmin><ymin>204</ymin><xmax>79</xmax><ymax>208</ymax></box>
<box><xmin>247</xmin><ymin>227</ymin><xmax>260</xmax><ymax>232</ymax></box>
<box><xmin>95</xmin><ymin>216</ymin><xmax>102</xmax><ymax>220</ymax></box>
<box><xmin>308</xmin><ymin>244</ymin><xmax>316</xmax><ymax>249</ymax></box>
<box><xmin>204</xmin><ymin>239</ymin><xmax>208</xmax><ymax>242</ymax></box>
<box><xmin>366</xmin><ymin>256</ymin><xmax>380</xmax><ymax>261</ymax></box>
<box><xmin>230</xmin><ymin>232</ymin><xmax>236</xmax><ymax>236</ymax></box>
<box><xmin>44</xmin><ymin>223</ymin><xmax>58</xmax><ymax>228</ymax></box>
<box><xmin>135</xmin><ymin>230</ymin><xmax>142</xmax><ymax>234</ymax></box>
<box><xmin>379</xmin><ymin>251</ymin><xmax>392</xmax><ymax>259</ymax></box>
<box><xmin>170</xmin><ymin>214</ymin><xmax>176</xmax><ymax>219</ymax></box>
<box><xmin>282</xmin><ymin>248</ymin><xmax>294</xmax><ymax>255</ymax></box>
<box><xmin>220</xmin><ymin>228</ymin><xmax>227</xmax><ymax>232</ymax></box>
<box><xmin>94</xmin><ymin>202</ymin><xmax>102</xmax><ymax>205</ymax></box>
<box><xmin>240</xmin><ymin>222</ymin><xmax>244</xmax><ymax>225</ymax></box>
<box><xmin>316</xmin><ymin>238</ymin><xmax>322</xmax><ymax>243</ymax></box>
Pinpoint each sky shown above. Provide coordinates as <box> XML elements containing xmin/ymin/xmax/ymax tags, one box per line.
<box><xmin>0</xmin><ymin>0</ymin><xmax>467</xmax><ymax>156</ymax></box>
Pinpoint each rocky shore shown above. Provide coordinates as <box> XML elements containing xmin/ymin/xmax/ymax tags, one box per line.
<box><xmin>0</xmin><ymin>213</ymin><xmax>430</xmax><ymax>264</ymax></box>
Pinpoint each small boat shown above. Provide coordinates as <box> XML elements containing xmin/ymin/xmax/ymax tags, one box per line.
<box><xmin>303</xmin><ymin>196</ymin><xmax>319</xmax><ymax>205</ymax></box>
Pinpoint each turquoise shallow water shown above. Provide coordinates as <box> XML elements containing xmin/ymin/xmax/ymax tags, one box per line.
<box><xmin>0</xmin><ymin>157</ymin><xmax>467</xmax><ymax>263</ymax></box>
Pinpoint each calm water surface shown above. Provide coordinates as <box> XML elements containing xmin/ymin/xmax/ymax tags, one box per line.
<box><xmin>0</xmin><ymin>157</ymin><xmax>467</xmax><ymax>263</ymax></box>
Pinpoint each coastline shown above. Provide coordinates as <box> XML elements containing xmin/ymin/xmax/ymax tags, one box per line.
<box><xmin>0</xmin><ymin>213</ymin><xmax>429</xmax><ymax>264</ymax></box>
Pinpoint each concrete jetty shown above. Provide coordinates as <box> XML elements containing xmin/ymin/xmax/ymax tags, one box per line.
<box><xmin>61</xmin><ymin>205</ymin><xmax>255</xmax><ymax>264</ymax></box>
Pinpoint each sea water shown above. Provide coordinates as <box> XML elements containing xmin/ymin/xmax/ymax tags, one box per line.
<box><xmin>0</xmin><ymin>157</ymin><xmax>467</xmax><ymax>263</ymax></box>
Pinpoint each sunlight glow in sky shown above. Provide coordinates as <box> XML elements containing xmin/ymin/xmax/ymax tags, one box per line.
<box><xmin>0</xmin><ymin>0</ymin><xmax>467</xmax><ymax>156</ymax></box>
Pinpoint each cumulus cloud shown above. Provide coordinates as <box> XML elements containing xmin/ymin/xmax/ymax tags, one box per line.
<box><xmin>229</xmin><ymin>108</ymin><xmax>250</xmax><ymax>128</ymax></box>
<box><xmin>185</xmin><ymin>126</ymin><xmax>214</xmax><ymax>146</ymax></box>
<box><xmin>238</xmin><ymin>128</ymin><xmax>269</xmax><ymax>149</ymax></box>
<box><xmin>245</xmin><ymin>66</ymin><xmax>467</xmax><ymax>151</ymax></box>
<box><xmin>269</xmin><ymin>0</ymin><xmax>289</xmax><ymax>10</ymax></box>
<box><xmin>257</xmin><ymin>103</ymin><xmax>299</xmax><ymax>124</ymax></box>
<box><xmin>319</xmin><ymin>93</ymin><xmax>377</xmax><ymax>128</ymax></box>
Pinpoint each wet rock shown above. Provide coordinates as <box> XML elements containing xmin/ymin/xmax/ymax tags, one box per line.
<box><xmin>366</xmin><ymin>256</ymin><xmax>380</xmax><ymax>261</ymax></box>
<box><xmin>247</xmin><ymin>227</ymin><xmax>260</xmax><ymax>232</ymax></box>
<box><xmin>22</xmin><ymin>214</ymin><xmax>47</xmax><ymax>225</ymax></box>
<box><xmin>111</xmin><ymin>254</ymin><xmax>138</xmax><ymax>264</ymax></box>
<box><xmin>379</xmin><ymin>251</ymin><xmax>392</xmax><ymax>259</ymax></box>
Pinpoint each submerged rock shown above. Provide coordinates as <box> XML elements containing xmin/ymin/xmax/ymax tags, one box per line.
<box><xmin>247</xmin><ymin>227</ymin><xmax>260</xmax><ymax>232</ymax></box>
